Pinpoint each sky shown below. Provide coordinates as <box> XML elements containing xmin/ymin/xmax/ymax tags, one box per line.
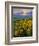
<box><xmin>13</xmin><ymin>8</ymin><xmax>32</xmax><ymax>16</ymax></box>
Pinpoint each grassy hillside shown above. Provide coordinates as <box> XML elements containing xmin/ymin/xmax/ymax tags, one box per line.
<box><xmin>12</xmin><ymin>18</ymin><xmax>32</xmax><ymax>37</ymax></box>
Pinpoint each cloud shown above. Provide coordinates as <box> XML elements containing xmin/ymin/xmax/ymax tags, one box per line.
<box><xmin>13</xmin><ymin>8</ymin><xmax>32</xmax><ymax>16</ymax></box>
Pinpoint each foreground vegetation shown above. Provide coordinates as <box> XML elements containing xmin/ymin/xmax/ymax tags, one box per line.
<box><xmin>12</xmin><ymin>18</ymin><xmax>32</xmax><ymax>37</ymax></box>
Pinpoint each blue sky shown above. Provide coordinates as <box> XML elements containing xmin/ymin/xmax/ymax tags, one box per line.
<box><xmin>13</xmin><ymin>8</ymin><xmax>32</xmax><ymax>16</ymax></box>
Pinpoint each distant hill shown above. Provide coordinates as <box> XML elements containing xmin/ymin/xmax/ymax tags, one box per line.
<box><xmin>13</xmin><ymin>11</ymin><xmax>32</xmax><ymax>21</ymax></box>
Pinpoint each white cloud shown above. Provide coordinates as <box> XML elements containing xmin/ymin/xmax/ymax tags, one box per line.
<box><xmin>13</xmin><ymin>8</ymin><xmax>32</xmax><ymax>16</ymax></box>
